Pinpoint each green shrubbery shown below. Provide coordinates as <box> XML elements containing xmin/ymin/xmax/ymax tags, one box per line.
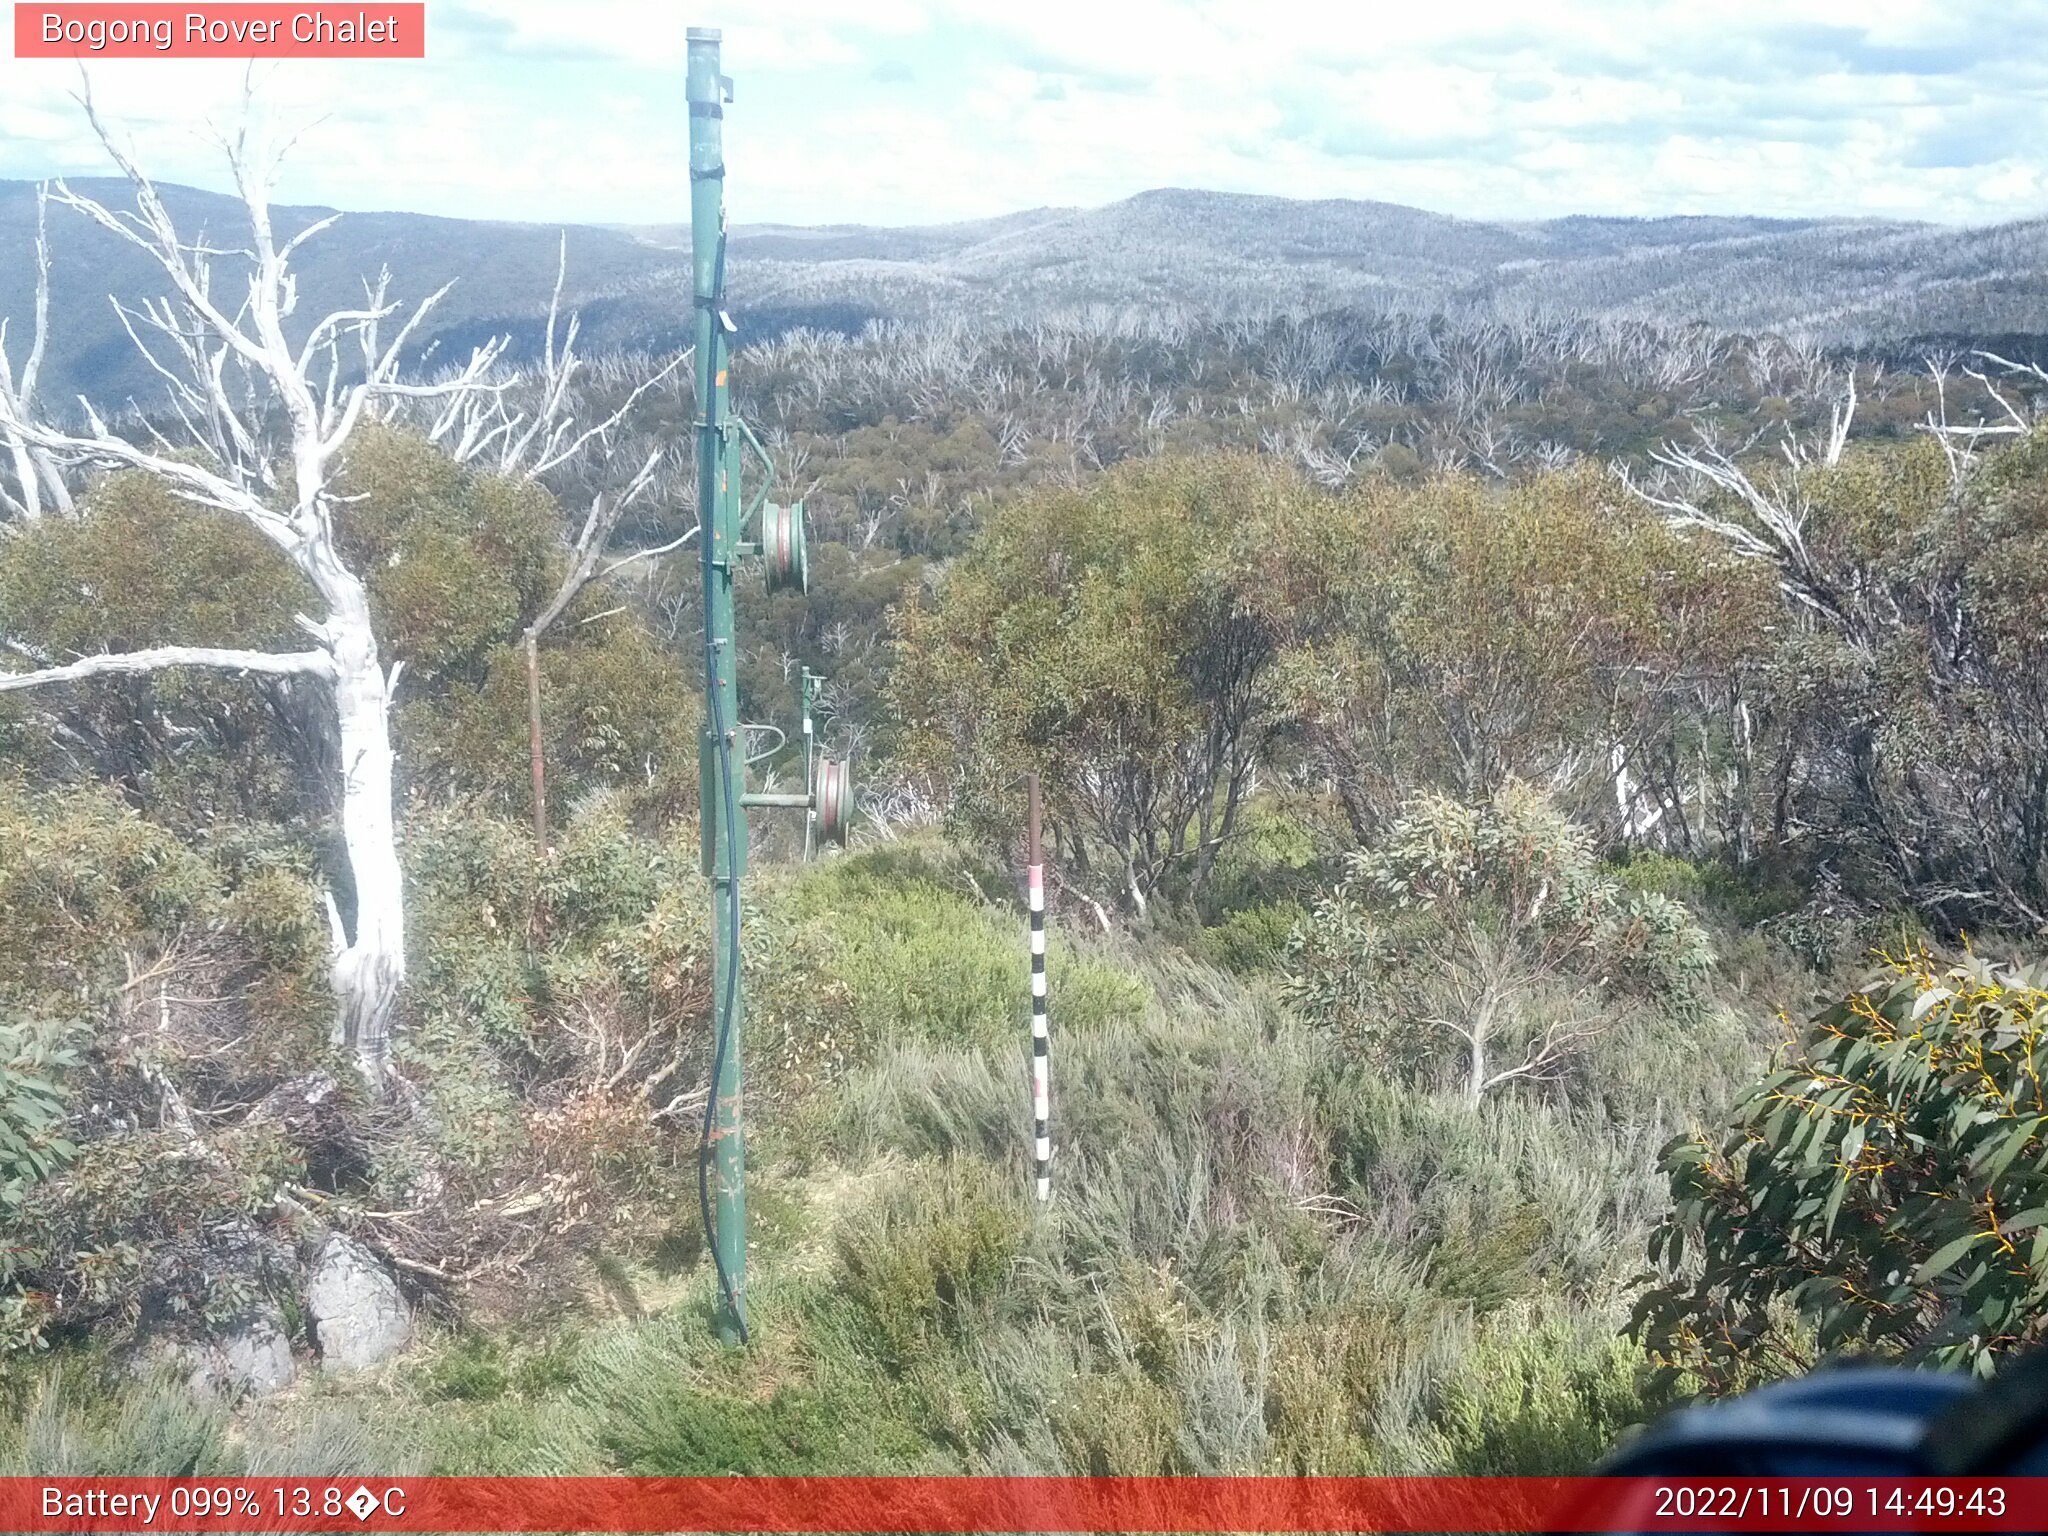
<box><xmin>1286</xmin><ymin>782</ymin><xmax>1713</xmax><ymax>1105</ymax></box>
<box><xmin>0</xmin><ymin>819</ymin><xmax>1708</xmax><ymax>1474</ymax></box>
<box><xmin>0</xmin><ymin>780</ymin><xmax>227</xmax><ymax>1008</ymax></box>
<box><xmin>0</xmin><ymin>781</ymin><xmax>339</xmax><ymax>1355</ymax></box>
<box><xmin>1425</xmin><ymin>1311</ymin><xmax>1679</xmax><ymax>1475</ymax></box>
<box><xmin>9</xmin><ymin>1121</ymin><xmax>303</xmax><ymax>1346</ymax></box>
<box><xmin>1638</xmin><ymin>952</ymin><xmax>2048</xmax><ymax>1391</ymax></box>
<box><xmin>1</xmin><ymin>1020</ymin><xmax>78</xmax><ymax>1206</ymax></box>
<box><xmin>18</xmin><ymin>428</ymin><xmax>2042</xmax><ymax>1479</ymax></box>
<box><xmin>836</xmin><ymin>1160</ymin><xmax>1027</xmax><ymax>1369</ymax></box>
<box><xmin>0</xmin><ymin>474</ymin><xmax>314</xmax><ymax>826</ymax></box>
<box><xmin>0</xmin><ymin>791</ymin><xmax>722</xmax><ymax>1356</ymax></box>
<box><xmin>772</xmin><ymin>840</ymin><xmax>1147</xmax><ymax>1056</ymax></box>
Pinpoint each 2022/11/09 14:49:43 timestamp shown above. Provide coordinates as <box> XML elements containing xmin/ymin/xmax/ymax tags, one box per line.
<box><xmin>1648</xmin><ymin>1483</ymin><xmax>2010</xmax><ymax>1523</ymax></box>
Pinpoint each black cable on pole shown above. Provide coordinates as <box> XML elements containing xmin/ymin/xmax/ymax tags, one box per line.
<box><xmin>696</xmin><ymin>220</ymin><xmax>748</xmax><ymax>1343</ymax></box>
<box><xmin>698</xmin><ymin>666</ymin><xmax>747</xmax><ymax>1343</ymax></box>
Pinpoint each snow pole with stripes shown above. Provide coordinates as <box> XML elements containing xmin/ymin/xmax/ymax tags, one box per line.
<box><xmin>1027</xmin><ymin>772</ymin><xmax>1051</xmax><ymax>1202</ymax></box>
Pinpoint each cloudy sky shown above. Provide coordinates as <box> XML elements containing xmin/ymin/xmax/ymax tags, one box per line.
<box><xmin>2</xmin><ymin>0</ymin><xmax>2043</xmax><ymax>229</ymax></box>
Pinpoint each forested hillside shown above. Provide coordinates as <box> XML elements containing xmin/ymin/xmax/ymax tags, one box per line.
<box><xmin>8</xmin><ymin>176</ymin><xmax>2048</xmax><ymax>406</ymax></box>
<box><xmin>8</xmin><ymin>149</ymin><xmax>2048</xmax><ymax>1480</ymax></box>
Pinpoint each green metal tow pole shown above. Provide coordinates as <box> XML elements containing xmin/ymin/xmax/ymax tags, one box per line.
<box><xmin>687</xmin><ymin>25</ymin><xmax>748</xmax><ymax>1347</ymax></box>
<box><xmin>686</xmin><ymin>26</ymin><xmax>853</xmax><ymax>1346</ymax></box>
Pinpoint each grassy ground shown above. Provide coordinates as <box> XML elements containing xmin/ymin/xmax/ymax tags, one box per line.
<box><xmin>2</xmin><ymin>830</ymin><xmax>1806</xmax><ymax>1478</ymax></box>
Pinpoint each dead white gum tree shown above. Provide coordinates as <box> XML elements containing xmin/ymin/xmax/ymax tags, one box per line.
<box><xmin>0</xmin><ymin>93</ymin><xmax>522</xmax><ymax>1088</ymax></box>
<box><xmin>0</xmin><ymin>100</ymin><xmax>696</xmax><ymax>1080</ymax></box>
<box><xmin>0</xmin><ymin>185</ymin><xmax>73</xmax><ymax>523</ymax></box>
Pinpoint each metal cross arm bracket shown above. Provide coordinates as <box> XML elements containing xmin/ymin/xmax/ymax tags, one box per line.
<box><xmin>735</xmin><ymin>755</ymin><xmax>851</xmax><ymax>844</ymax></box>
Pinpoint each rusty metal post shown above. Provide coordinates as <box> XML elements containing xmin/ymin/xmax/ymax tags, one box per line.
<box><xmin>524</xmin><ymin>635</ymin><xmax>547</xmax><ymax>850</ymax></box>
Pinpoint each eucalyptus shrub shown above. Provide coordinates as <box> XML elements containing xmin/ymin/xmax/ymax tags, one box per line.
<box><xmin>0</xmin><ymin>1020</ymin><xmax>78</xmax><ymax>1212</ymax></box>
<box><xmin>1285</xmin><ymin>783</ymin><xmax>1712</xmax><ymax>1104</ymax></box>
<box><xmin>1636</xmin><ymin>953</ymin><xmax>2048</xmax><ymax>1391</ymax></box>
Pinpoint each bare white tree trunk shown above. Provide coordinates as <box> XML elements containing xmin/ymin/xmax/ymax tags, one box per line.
<box><xmin>1610</xmin><ymin>741</ymin><xmax>1668</xmax><ymax>844</ymax></box>
<box><xmin>0</xmin><ymin>184</ymin><xmax>71</xmax><ymax>522</ymax></box>
<box><xmin>0</xmin><ymin>92</ymin><xmax>514</xmax><ymax>1089</ymax></box>
<box><xmin>324</xmin><ymin>581</ymin><xmax>404</xmax><ymax>1078</ymax></box>
<box><xmin>1465</xmin><ymin>1025</ymin><xmax>1488</xmax><ymax>1110</ymax></box>
<box><xmin>1123</xmin><ymin>851</ymin><xmax>1149</xmax><ymax>920</ymax></box>
<box><xmin>1611</xmin><ymin>742</ymin><xmax>1639</xmax><ymax>840</ymax></box>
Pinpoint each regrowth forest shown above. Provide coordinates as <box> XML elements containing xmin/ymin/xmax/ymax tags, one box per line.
<box><xmin>10</xmin><ymin>114</ymin><xmax>2048</xmax><ymax>1479</ymax></box>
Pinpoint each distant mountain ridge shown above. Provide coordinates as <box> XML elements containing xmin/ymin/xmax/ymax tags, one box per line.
<box><xmin>3</xmin><ymin>178</ymin><xmax>2044</xmax><ymax>408</ymax></box>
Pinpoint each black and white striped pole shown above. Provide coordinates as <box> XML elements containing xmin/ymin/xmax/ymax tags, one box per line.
<box><xmin>1027</xmin><ymin>772</ymin><xmax>1051</xmax><ymax>1202</ymax></box>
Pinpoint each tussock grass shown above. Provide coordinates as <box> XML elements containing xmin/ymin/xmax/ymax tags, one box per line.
<box><xmin>3</xmin><ymin>829</ymin><xmax>1760</xmax><ymax>1475</ymax></box>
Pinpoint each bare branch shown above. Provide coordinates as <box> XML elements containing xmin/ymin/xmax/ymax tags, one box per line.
<box><xmin>598</xmin><ymin>523</ymin><xmax>698</xmax><ymax>581</ymax></box>
<box><xmin>526</xmin><ymin>351</ymin><xmax>686</xmax><ymax>479</ymax></box>
<box><xmin>0</xmin><ymin>402</ymin><xmax>298</xmax><ymax>545</ymax></box>
<box><xmin>19</xmin><ymin>184</ymin><xmax>53</xmax><ymax>406</ymax></box>
<box><xmin>1974</xmin><ymin>350</ymin><xmax>2048</xmax><ymax>391</ymax></box>
<box><xmin>523</xmin><ymin>448</ymin><xmax>668</xmax><ymax>645</ymax></box>
<box><xmin>0</xmin><ymin>645</ymin><xmax>334</xmax><ymax>693</ymax></box>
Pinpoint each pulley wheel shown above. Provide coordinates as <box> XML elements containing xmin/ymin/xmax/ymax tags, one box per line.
<box><xmin>762</xmin><ymin>501</ymin><xmax>809</xmax><ymax>595</ymax></box>
<box><xmin>815</xmin><ymin>756</ymin><xmax>853</xmax><ymax>847</ymax></box>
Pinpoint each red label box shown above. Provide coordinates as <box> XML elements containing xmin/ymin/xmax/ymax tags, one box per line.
<box><xmin>14</xmin><ymin>4</ymin><xmax>425</xmax><ymax>57</ymax></box>
<box><xmin>5</xmin><ymin>1476</ymin><xmax>2048</xmax><ymax>1533</ymax></box>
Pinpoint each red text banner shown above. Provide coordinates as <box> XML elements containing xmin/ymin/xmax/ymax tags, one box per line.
<box><xmin>15</xmin><ymin>5</ymin><xmax>425</xmax><ymax>58</ymax></box>
<box><xmin>3</xmin><ymin>1476</ymin><xmax>2046</xmax><ymax>1533</ymax></box>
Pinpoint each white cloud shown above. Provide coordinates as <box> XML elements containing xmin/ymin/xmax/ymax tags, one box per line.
<box><xmin>0</xmin><ymin>0</ymin><xmax>2038</xmax><ymax>227</ymax></box>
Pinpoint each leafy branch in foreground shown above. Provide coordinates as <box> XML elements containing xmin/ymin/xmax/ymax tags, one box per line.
<box><xmin>0</xmin><ymin>1019</ymin><xmax>78</xmax><ymax>1211</ymax></box>
<box><xmin>1635</xmin><ymin>953</ymin><xmax>2048</xmax><ymax>1393</ymax></box>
